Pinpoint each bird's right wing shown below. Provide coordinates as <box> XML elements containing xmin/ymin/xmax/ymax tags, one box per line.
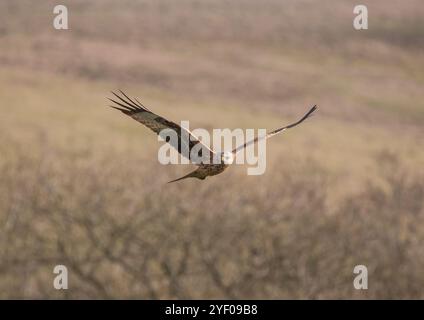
<box><xmin>232</xmin><ymin>105</ymin><xmax>318</xmax><ymax>154</ymax></box>
<box><xmin>109</xmin><ymin>90</ymin><xmax>215</xmax><ymax>162</ymax></box>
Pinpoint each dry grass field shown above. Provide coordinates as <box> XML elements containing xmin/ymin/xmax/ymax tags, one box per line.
<box><xmin>0</xmin><ymin>0</ymin><xmax>423</xmax><ymax>298</ymax></box>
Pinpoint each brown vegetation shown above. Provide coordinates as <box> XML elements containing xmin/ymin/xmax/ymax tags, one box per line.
<box><xmin>0</xmin><ymin>0</ymin><xmax>423</xmax><ymax>298</ymax></box>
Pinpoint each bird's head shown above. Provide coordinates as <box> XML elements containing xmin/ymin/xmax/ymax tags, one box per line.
<box><xmin>221</xmin><ymin>152</ymin><xmax>234</xmax><ymax>165</ymax></box>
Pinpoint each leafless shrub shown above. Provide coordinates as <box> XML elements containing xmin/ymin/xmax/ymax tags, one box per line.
<box><xmin>0</xmin><ymin>141</ymin><xmax>423</xmax><ymax>299</ymax></box>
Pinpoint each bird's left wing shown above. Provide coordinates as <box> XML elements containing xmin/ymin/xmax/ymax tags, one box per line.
<box><xmin>109</xmin><ymin>90</ymin><xmax>215</xmax><ymax>162</ymax></box>
<box><xmin>232</xmin><ymin>105</ymin><xmax>318</xmax><ymax>154</ymax></box>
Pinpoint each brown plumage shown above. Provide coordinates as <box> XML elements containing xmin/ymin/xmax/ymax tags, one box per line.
<box><xmin>108</xmin><ymin>90</ymin><xmax>317</xmax><ymax>183</ymax></box>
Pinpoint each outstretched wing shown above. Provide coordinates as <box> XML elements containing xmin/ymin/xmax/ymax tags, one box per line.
<box><xmin>109</xmin><ymin>90</ymin><xmax>215</xmax><ymax>162</ymax></box>
<box><xmin>232</xmin><ymin>105</ymin><xmax>318</xmax><ymax>154</ymax></box>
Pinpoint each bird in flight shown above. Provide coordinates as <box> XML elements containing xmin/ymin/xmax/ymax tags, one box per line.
<box><xmin>109</xmin><ymin>90</ymin><xmax>317</xmax><ymax>183</ymax></box>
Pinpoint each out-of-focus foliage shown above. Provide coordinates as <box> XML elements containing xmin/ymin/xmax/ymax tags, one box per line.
<box><xmin>0</xmin><ymin>0</ymin><xmax>423</xmax><ymax>298</ymax></box>
<box><xmin>0</xmin><ymin>144</ymin><xmax>423</xmax><ymax>298</ymax></box>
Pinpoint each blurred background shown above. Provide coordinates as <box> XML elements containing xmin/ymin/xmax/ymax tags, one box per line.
<box><xmin>0</xmin><ymin>0</ymin><xmax>423</xmax><ymax>299</ymax></box>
